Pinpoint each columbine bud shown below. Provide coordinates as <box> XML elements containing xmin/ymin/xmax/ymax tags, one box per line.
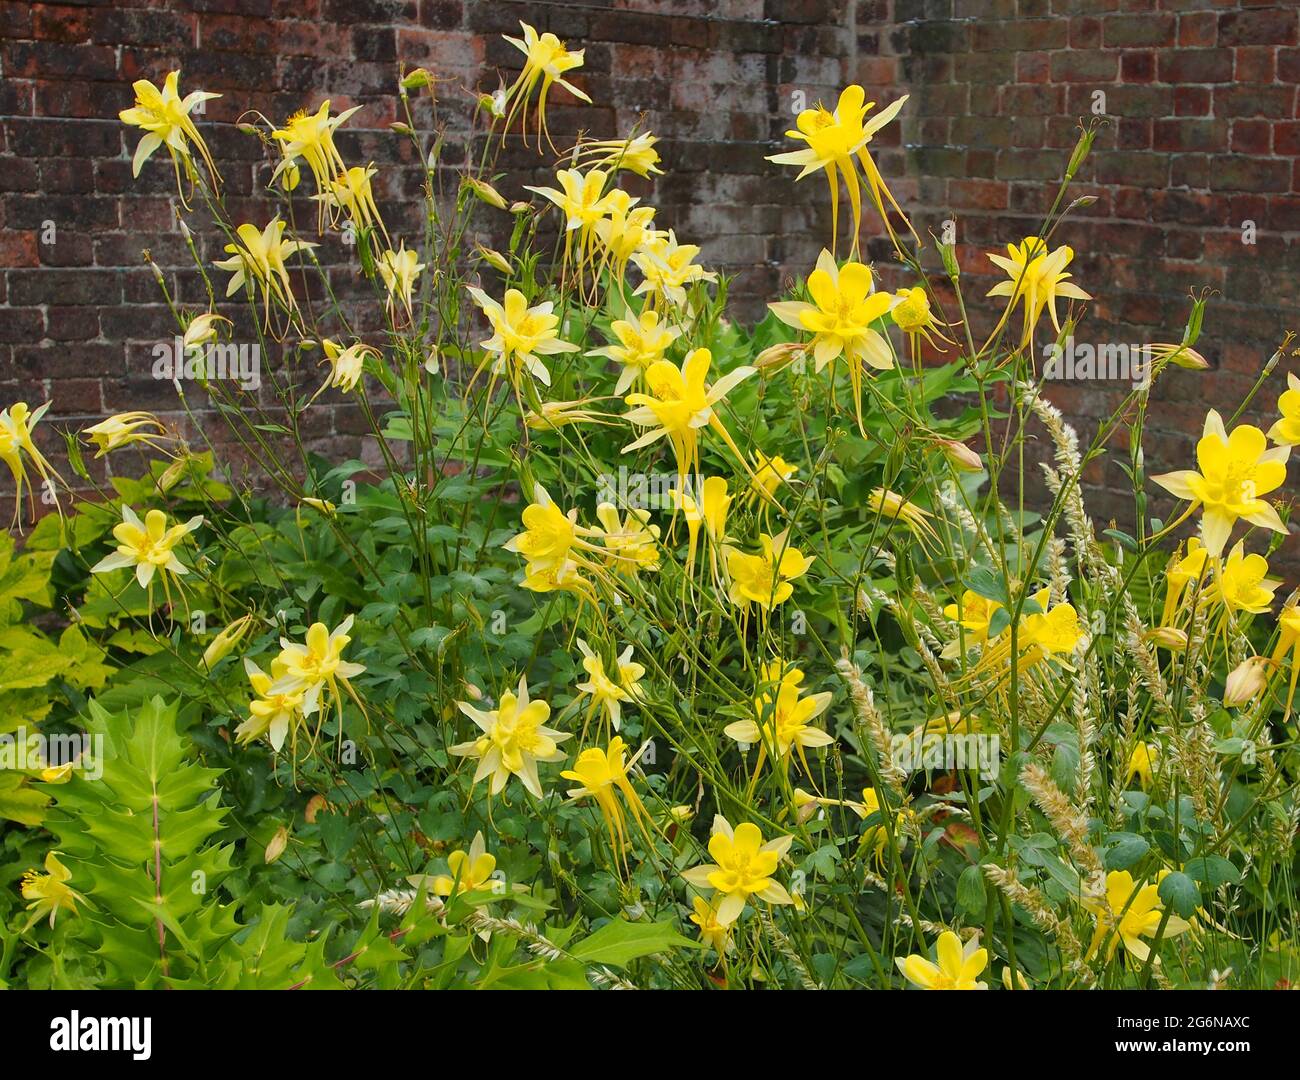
<box><xmin>509</xmin><ymin>200</ymin><xmax>531</xmax><ymax>214</ymax></box>
<box><xmin>463</xmin><ymin>682</ymin><xmax>483</xmax><ymax>701</ymax></box>
<box><xmin>202</xmin><ymin>614</ymin><xmax>255</xmax><ymax>671</ymax></box>
<box><xmin>265</xmin><ymin>825</ymin><xmax>289</xmax><ymax>864</ymax></box>
<box><xmin>401</xmin><ymin>68</ymin><xmax>432</xmax><ymax>92</ymax></box>
<box><xmin>1144</xmin><ymin>626</ymin><xmax>1188</xmax><ymax>651</ymax></box>
<box><xmin>390</xmin><ymin>121</ymin><xmax>414</xmax><ymax>135</ymax></box>
<box><xmin>1224</xmin><ymin>655</ymin><xmax>1270</xmax><ymax>707</ymax></box>
<box><xmin>754</xmin><ymin>342</ymin><xmax>805</xmax><ymax>373</ymax></box>
<box><xmin>281</xmin><ymin>161</ymin><xmax>300</xmax><ymax>192</ymax></box>
<box><xmin>463</xmin><ymin>177</ymin><xmax>507</xmax><ymax>210</ymax></box>
<box><xmin>474</xmin><ymin>244</ymin><xmax>512</xmax><ymax>274</ymax></box>
<box><xmin>940</xmin><ymin>242</ymin><xmax>960</xmax><ymax>281</ymax></box>
<box><xmin>157</xmin><ymin>455</ymin><xmax>188</xmax><ymax>493</ymax></box>
<box><xmin>936</xmin><ymin>438</ymin><xmax>982</xmax><ymax>472</ymax></box>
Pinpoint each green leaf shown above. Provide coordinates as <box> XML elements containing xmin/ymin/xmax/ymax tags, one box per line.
<box><xmin>1184</xmin><ymin>856</ymin><xmax>1240</xmax><ymax>888</ymax></box>
<box><xmin>568</xmin><ymin>919</ymin><xmax>706</xmax><ymax>969</ymax></box>
<box><xmin>957</xmin><ymin>864</ymin><xmax>987</xmax><ymax>917</ymax></box>
<box><xmin>1158</xmin><ymin>871</ymin><xmax>1201</xmax><ymax>918</ymax></box>
<box><xmin>1105</xmin><ymin>833</ymin><xmax>1150</xmax><ymax>871</ymax></box>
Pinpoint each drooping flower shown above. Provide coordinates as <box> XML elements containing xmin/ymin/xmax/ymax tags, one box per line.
<box><xmin>271</xmin><ymin>100</ymin><xmax>361</xmax><ymax>226</ymax></box>
<box><xmin>689</xmin><ymin>895</ymin><xmax>732</xmax><ymax>956</ymax></box>
<box><xmin>622</xmin><ymin>347</ymin><xmax>755</xmax><ymax>489</ymax></box>
<box><xmin>1152</xmin><ymin>411</ymin><xmax>1289</xmax><ymax>558</ymax></box>
<box><xmin>119</xmin><ymin>70</ymin><xmax>220</xmax><ymax>191</ymax></box>
<box><xmin>750</xmin><ymin>450</ymin><xmax>798</xmax><ymax>505</ymax></box>
<box><xmin>1223</xmin><ymin>654</ymin><xmax>1270</xmax><ymax>708</ymax></box>
<box><xmin>630</xmin><ymin>230</ymin><xmax>718</xmax><ymax>310</ymax></box>
<box><xmin>768</xmin><ymin>250</ymin><xmax>894</xmax><ymax>431</ymax></box>
<box><xmin>201</xmin><ymin>613</ymin><xmax>254</xmax><ymax>671</ymax></box>
<box><xmin>318</xmin><ymin>339</ymin><xmax>379</xmax><ymax>395</ymax></box>
<box><xmin>1268</xmin><ymin>371</ymin><xmax>1300</xmax><ymax>446</ymax></box>
<box><xmin>866</xmin><ymin>487</ymin><xmax>940</xmax><ymax>551</ymax></box>
<box><xmin>377</xmin><ymin>243</ymin><xmax>426</xmax><ymax>324</ymax></box>
<box><xmin>466</xmin><ymin>286</ymin><xmax>578</xmax><ymax>395</ymax></box>
<box><xmin>450</xmin><ymin>676</ymin><xmax>570</xmax><ymax>798</ymax></box>
<box><xmin>576</xmin><ymin>133</ymin><xmax>663</xmax><ymax>178</ymax></box>
<box><xmin>890</xmin><ymin>286</ymin><xmax>953</xmax><ymax>350</ymax></box>
<box><xmin>500</xmin><ymin>21</ymin><xmax>591</xmax><ymax>150</ymax></box>
<box><xmin>270</xmin><ymin>616</ymin><xmax>366</xmax><ymax>725</ymax></box>
<box><xmin>725</xmin><ymin>531</ymin><xmax>815</xmax><ymax>612</ymax></box>
<box><xmin>91</xmin><ymin>505</ymin><xmax>203</xmax><ymax>593</ymax></box>
<box><xmin>896</xmin><ymin>930</ymin><xmax>988</xmax><ymax>990</ymax></box>
<box><xmin>724</xmin><ymin>662</ymin><xmax>834</xmax><ymax>779</ymax></box>
<box><xmin>942</xmin><ymin>590</ymin><xmax>1004</xmax><ymax>648</ymax></box>
<box><xmin>1269</xmin><ymin>603</ymin><xmax>1300</xmax><ymax>720</ymax></box>
<box><xmin>21</xmin><ymin>852</ymin><xmax>85</xmax><ymax>929</ymax></box>
<box><xmin>767</xmin><ymin>85</ymin><xmax>914</xmax><ymax>255</ymax></box>
<box><xmin>81</xmin><ymin>412</ymin><xmax>169</xmax><ymax>458</ymax></box>
<box><xmin>590</xmin><ymin>306</ymin><xmax>680</xmax><ymax>396</ymax></box>
<box><xmin>1125</xmin><ymin>741</ymin><xmax>1158</xmax><ymax>790</ymax></box>
<box><xmin>214</xmin><ymin>218</ymin><xmax>316</xmax><ymax>324</ymax></box>
<box><xmin>592</xmin><ymin>502</ymin><xmax>661</xmax><ymax>577</ymax></box>
<box><xmin>315</xmin><ymin>163</ymin><xmax>386</xmax><ymax>239</ymax></box>
<box><xmin>524</xmin><ymin>167</ymin><xmax>621</xmax><ymax>284</ymax></box>
<box><xmin>1160</xmin><ymin>538</ymin><xmax>1211</xmax><ymax>626</ymax></box>
<box><xmin>850</xmin><ymin>786</ymin><xmax>916</xmax><ymax>865</ymax></box>
<box><xmin>672</xmin><ymin>475</ymin><xmax>732</xmax><ymax>588</ymax></box>
<box><xmin>592</xmin><ymin>191</ymin><xmax>658</xmax><ymax>289</ymax></box>
<box><xmin>986</xmin><ymin>236</ymin><xmax>1091</xmax><ymax>346</ymax></box>
<box><xmin>1</xmin><ymin>401</ymin><xmax>62</xmax><ymax>527</ymax></box>
<box><xmin>681</xmin><ymin>816</ymin><xmax>794</xmax><ymax>925</ymax></box>
<box><xmin>561</xmin><ymin>736</ymin><xmax>653</xmax><ymax>860</ymax></box>
<box><xmin>1212</xmin><ymin>541</ymin><xmax>1278</xmax><ymax>618</ymax></box>
<box><xmin>1085</xmin><ymin>870</ymin><xmax>1191</xmax><ymax>964</ymax></box>
<box><xmin>235</xmin><ymin>657</ymin><xmax>306</xmax><ymax>753</ymax></box>
<box><xmin>574</xmin><ymin>639</ymin><xmax>645</xmax><ymax>730</ymax></box>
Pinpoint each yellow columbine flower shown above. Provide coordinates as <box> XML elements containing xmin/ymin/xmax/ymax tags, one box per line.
<box><xmin>236</xmin><ymin>657</ymin><xmax>306</xmax><ymax>752</ymax></box>
<box><xmin>724</xmin><ymin>662</ymin><xmax>834</xmax><ymax>779</ymax></box>
<box><xmin>672</xmin><ymin>475</ymin><xmax>732</xmax><ymax>588</ymax></box>
<box><xmin>681</xmin><ymin>816</ymin><xmax>794</xmax><ymax>926</ymax></box>
<box><xmin>1268</xmin><ymin>372</ymin><xmax>1300</xmax><ymax>446</ymax></box>
<box><xmin>119</xmin><ymin>70</ymin><xmax>220</xmax><ymax>191</ymax></box>
<box><xmin>561</xmin><ymin>736</ymin><xmax>653</xmax><ymax>860</ymax></box>
<box><xmin>524</xmin><ymin>398</ymin><xmax>617</xmax><ymax>432</ymax></box>
<box><xmin>577</xmin><ymin>133</ymin><xmax>663</xmax><ymax>177</ymax></box>
<box><xmin>943</xmin><ymin>590</ymin><xmax>1004</xmax><ymax>646</ymax></box>
<box><xmin>593</xmin><ymin>502</ymin><xmax>661</xmax><ymax>577</ymax></box>
<box><xmin>890</xmin><ymin>286</ymin><xmax>953</xmax><ymax>350</ymax></box>
<box><xmin>1018</xmin><ymin>600</ymin><xmax>1086</xmax><ymax>667</ymax></box>
<box><xmin>986</xmin><ymin>236</ymin><xmax>1091</xmax><ymax>346</ymax></box>
<box><xmin>590</xmin><ymin>307</ymin><xmax>681</xmax><ymax>396</ymax></box>
<box><xmin>1</xmin><ymin>401</ymin><xmax>61</xmax><ymax>527</ymax></box>
<box><xmin>851</xmin><ymin>786</ymin><xmax>916</xmax><ymax>865</ymax></box>
<box><xmin>81</xmin><ymin>411</ymin><xmax>168</xmax><ymax>458</ymax></box>
<box><xmin>377</xmin><ymin>243</ymin><xmax>426</xmax><ymax>324</ymax></box>
<box><xmin>271</xmin><ymin>100</ymin><xmax>361</xmax><ymax>227</ymax></box>
<box><xmin>897</xmin><ymin>930</ymin><xmax>988</xmax><ymax>990</ymax></box>
<box><xmin>1085</xmin><ymin>870</ymin><xmax>1191</xmax><ymax>964</ymax></box>
<box><xmin>622</xmin><ymin>347</ymin><xmax>755</xmax><ymax>489</ymax></box>
<box><xmin>214</xmin><ymin>218</ymin><xmax>316</xmax><ymax>325</ymax></box>
<box><xmin>750</xmin><ymin>450</ymin><xmax>798</xmax><ymax>504</ymax></box>
<box><xmin>1125</xmin><ymin>741</ymin><xmax>1158</xmax><ymax>789</ymax></box>
<box><xmin>500</xmin><ymin>21</ymin><xmax>591</xmax><ymax>150</ymax></box>
<box><xmin>317</xmin><ymin>339</ymin><xmax>379</xmax><ymax>395</ymax></box>
<box><xmin>866</xmin><ymin>487</ymin><xmax>939</xmax><ymax>551</ymax></box>
<box><xmin>21</xmin><ymin>852</ymin><xmax>85</xmax><ymax>929</ymax></box>
<box><xmin>1270</xmin><ymin>603</ymin><xmax>1300</xmax><ymax>720</ymax></box>
<box><xmin>504</xmin><ymin>483</ymin><xmax>607</xmax><ymax>582</ymax></box>
<box><xmin>315</xmin><ymin>163</ymin><xmax>386</xmax><ymax>239</ymax></box>
<box><xmin>725</xmin><ymin>531</ymin><xmax>815</xmax><ymax>611</ymax></box>
<box><xmin>1160</xmin><ymin>538</ymin><xmax>1210</xmax><ymax>626</ymax></box>
<box><xmin>1153</xmin><ymin>410</ymin><xmax>1289</xmax><ymax>556</ymax></box>
<box><xmin>450</xmin><ymin>676</ymin><xmax>570</xmax><ymax>798</ymax></box>
<box><xmin>91</xmin><ymin>504</ymin><xmax>202</xmax><ymax>592</ymax></box>
<box><xmin>1002</xmin><ymin>966</ymin><xmax>1031</xmax><ymax>990</ymax></box>
<box><xmin>592</xmin><ymin>191</ymin><xmax>658</xmax><ymax>289</ymax></box>
<box><xmin>466</xmin><ymin>286</ymin><xmax>578</xmax><ymax>394</ymax></box>
<box><xmin>689</xmin><ymin>895</ymin><xmax>731</xmax><ymax>956</ymax></box>
<box><xmin>1213</xmin><ymin>541</ymin><xmax>1278</xmax><ymax>617</ymax></box>
<box><xmin>630</xmin><ymin>229</ymin><xmax>717</xmax><ymax>309</ymax></box>
<box><xmin>768</xmin><ymin>249</ymin><xmax>894</xmax><ymax>431</ymax></box>
<box><xmin>767</xmin><ymin>85</ymin><xmax>914</xmax><ymax>255</ymax></box>
<box><xmin>525</xmin><ymin>167</ymin><xmax>622</xmax><ymax>284</ymax></box>
<box><xmin>270</xmin><ymin>616</ymin><xmax>366</xmax><ymax>724</ymax></box>
<box><xmin>574</xmin><ymin>639</ymin><xmax>645</xmax><ymax>730</ymax></box>
<box><xmin>1224</xmin><ymin>654</ymin><xmax>1270</xmax><ymax>708</ymax></box>
<box><xmin>430</xmin><ymin>832</ymin><xmax>499</xmax><ymax>896</ymax></box>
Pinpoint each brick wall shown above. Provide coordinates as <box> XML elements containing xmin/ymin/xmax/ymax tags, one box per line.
<box><xmin>1</xmin><ymin>0</ymin><xmax>1298</xmax><ymax>541</ymax></box>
